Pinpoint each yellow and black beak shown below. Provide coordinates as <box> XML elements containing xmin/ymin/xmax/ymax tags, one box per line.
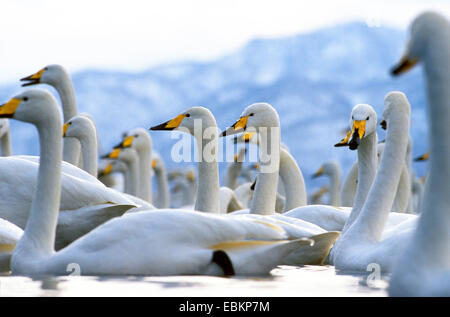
<box><xmin>98</xmin><ymin>163</ymin><xmax>113</xmax><ymax>178</ymax></box>
<box><xmin>233</xmin><ymin>131</ymin><xmax>255</xmax><ymax>144</ymax></box>
<box><xmin>101</xmin><ymin>148</ymin><xmax>121</xmax><ymax>159</ymax></box>
<box><xmin>391</xmin><ymin>56</ymin><xmax>418</xmax><ymax>76</ymax></box>
<box><xmin>150</xmin><ymin>114</ymin><xmax>188</xmax><ymax>131</ymax></box>
<box><xmin>414</xmin><ymin>151</ymin><xmax>430</xmax><ymax>162</ymax></box>
<box><xmin>20</xmin><ymin>68</ymin><xmax>45</xmax><ymax>87</ymax></box>
<box><xmin>0</xmin><ymin>98</ymin><xmax>22</xmax><ymax>118</ymax></box>
<box><xmin>62</xmin><ymin>122</ymin><xmax>71</xmax><ymax>137</ymax></box>
<box><xmin>221</xmin><ymin>115</ymin><xmax>250</xmax><ymax>137</ymax></box>
<box><xmin>311</xmin><ymin>166</ymin><xmax>324</xmax><ymax>179</ymax></box>
<box><xmin>113</xmin><ymin>135</ymin><xmax>134</xmax><ymax>149</ymax></box>
<box><xmin>334</xmin><ymin>120</ymin><xmax>366</xmax><ymax>150</ymax></box>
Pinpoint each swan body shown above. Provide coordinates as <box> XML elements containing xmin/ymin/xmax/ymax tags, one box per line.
<box><xmin>0</xmin><ymin>218</ymin><xmax>23</xmax><ymax>271</ymax></box>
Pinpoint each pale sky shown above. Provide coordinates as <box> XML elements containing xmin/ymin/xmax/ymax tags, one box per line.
<box><xmin>0</xmin><ymin>0</ymin><xmax>449</xmax><ymax>83</ymax></box>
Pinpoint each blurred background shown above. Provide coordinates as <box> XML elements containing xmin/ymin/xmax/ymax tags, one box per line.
<box><xmin>0</xmin><ymin>0</ymin><xmax>449</xmax><ymax>195</ymax></box>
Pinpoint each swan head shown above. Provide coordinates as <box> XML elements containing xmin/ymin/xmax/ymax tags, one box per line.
<box><xmin>116</xmin><ymin>128</ymin><xmax>152</xmax><ymax>153</ymax></box>
<box><xmin>0</xmin><ymin>89</ymin><xmax>60</xmax><ymax>125</ymax></box>
<box><xmin>312</xmin><ymin>161</ymin><xmax>339</xmax><ymax>179</ymax></box>
<box><xmin>391</xmin><ymin>11</ymin><xmax>449</xmax><ymax>75</ymax></box>
<box><xmin>335</xmin><ymin>104</ymin><xmax>377</xmax><ymax>150</ymax></box>
<box><xmin>151</xmin><ymin>152</ymin><xmax>164</xmax><ymax>172</ymax></box>
<box><xmin>380</xmin><ymin>92</ymin><xmax>411</xmax><ymax>130</ymax></box>
<box><xmin>20</xmin><ymin>64</ymin><xmax>69</xmax><ymax>87</ymax></box>
<box><xmin>0</xmin><ymin>119</ymin><xmax>10</xmax><ymax>138</ymax></box>
<box><xmin>150</xmin><ymin>107</ymin><xmax>217</xmax><ymax>136</ymax></box>
<box><xmin>63</xmin><ymin>115</ymin><xmax>95</xmax><ymax>139</ymax></box>
<box><xmin>220</xmin><ymin>103</ymin><xmax>280</xmax><ymax>137</ymax></box>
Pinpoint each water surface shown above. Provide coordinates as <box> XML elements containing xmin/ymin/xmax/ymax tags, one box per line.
<box><xmin>0</xmin><ymin>265</ymin><xmax>388</xmax><ymax>297</ymax></box>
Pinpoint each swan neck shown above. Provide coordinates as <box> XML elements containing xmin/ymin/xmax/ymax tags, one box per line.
<box><xmin>1</xmin><ymin>130</ymin><xmax>12</xmax><ymax>156</ymax></box>
<box><xmin>77</xmin><ymin>130</ymin><xmax>98</xmax><ymax>176</ymax></box>
<box><xmin>194</xmin><ymin>131</ymin><xmax>220</xmax><ymax>213</ymax></box>
<box><xmin>250</xmin><ymin>127</ymin><xmax>280</xmax><ymax>215</ymax></box>
<box><xmin>327</xmin><ymin>167</ymin><xmax>341</xmax><ymax>206</ymax></box>
<box><xmin>137</xmin><ymin>147</ymin><xmax>152</xmax><ymax>203</ymax></box>
<box><xmin>279</xmin><ymin>149</ymin><xmax>306</xmax><ymax>211</ymax></box>
<box><xmin>154</xmin><ymin>166</ymin><xmax>170</xmax><ymax>208</ymax></box>
<box><xmin>342</xmin><ymin>132</ymin><xmax>377</xmax><ymax>233</ymax></box>
<box><xmin>17</xmin><ymin>108</ymin><xmax>62</xmax><ymax>258</ymax></box>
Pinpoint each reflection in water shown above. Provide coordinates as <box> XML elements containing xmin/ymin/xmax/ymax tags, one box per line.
<box><xmin>0</xmin><ymin>265</ymin><xmax>387</xmax><ymax>297</ymax></box>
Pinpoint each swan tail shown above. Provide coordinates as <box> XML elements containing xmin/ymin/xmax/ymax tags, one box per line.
<box><xmin>284</xmin><ymin>231</ymin><xmax>341</xmax><ymax>266</ymax></box>
<box><xmin>220</xmin><ymin>238</ymin><xmax>314</xmax><ymax>275</ymax></box>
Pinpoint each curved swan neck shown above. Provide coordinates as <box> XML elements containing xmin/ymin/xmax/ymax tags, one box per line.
<box><xmin>16</xmin><ymin>105</ymin><xmax>62</xmax><ymax>258</ymax></box>
<box><xmin>342</xmin><ymin>132</ymin><xmax>378</xmax><ymax>233</ymax></box>
<box><xmin>353</xmin><ymin>107</ymin><xmax>410</xmax><ymax>241</ymax></box>
<box><xmin>122</xmin><ymin>153</ymin><xmax>139</xmax><ymax>197</ymax></box>
<box><xmin>1</xmin><ymin>130</ymin><xmax>12</xmax><ymax>156</ymax></box>
<box><xmin>250</xmin><ymin>127</ymin><xmax>280</xmax><ymax>215</ymax></box>
<box><xmin>279</xmin><ymin>148</ymin><xmax>306</xmax><ymax>211</ymax></box>
<box><xmin>75</xmin><ymin>128</ymin><xmax>98</xmax><ymax>177</ymax></box>
<box><xmin>154</xmin><ymin>165</ymin><xmax>170</xmax><ymax>208</ymax></box>
<box><xmin>194</xmin><ymin>130</ymin><xmax>220</xmax><ymax>213</ymax></box>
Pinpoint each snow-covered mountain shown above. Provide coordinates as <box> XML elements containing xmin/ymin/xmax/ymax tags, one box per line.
<box><xmin>0</xmin><ymin>22</ymin><xmax>429</xmax><ymax>194</ymax></box>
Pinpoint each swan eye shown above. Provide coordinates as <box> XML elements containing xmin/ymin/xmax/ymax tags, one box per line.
<box><xmin>44</xmin><ymin>67</ymin><xmax>48</xmax><ymax>70</ymax></box>
<box><xmin>366</xmin><ymin>116</ymin><xmax>370</xmax><ymax>120</ymax></box>
<box><xmin>23</xmin><ymin>97</ymin><xmax>28</xmax><ymax>101</ymax></box>
<box><xmin>185</xmin><ymin>114</ymin><xmax>190</xmax><ymax>117</ymax></box>
<box><xmin>352</xmin><ymin>115</ymin><xmax>354</xmax><ymax>120</ymax></box>
<box><xmin>249</xmin><ymin>113</ymin><xmax>254</xmax><ymax>117</ymax></box>
<box><xmin>134</xmin><ymin>134</ymin><xmax>139</xmax><ymax>138</ymax></box>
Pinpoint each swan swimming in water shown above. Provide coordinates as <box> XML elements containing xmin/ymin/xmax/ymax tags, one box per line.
<box><xmin>389</xmin><ymin>11</ymin><xmax>450</xmax><ymax>296</ymax></box>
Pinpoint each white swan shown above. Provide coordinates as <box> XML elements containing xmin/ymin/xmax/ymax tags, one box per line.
<box><xmin>389</xmin><ymin>11</ymin><xmax>450</xmax><ymax>296</ymax></box>
<box><xmin>63</xmin><ymin>115</ymin><xmax>98</xmax><ymax>176</ymax></box>
<box><xmin>312</xmin><ymin>161</ymin><xmax>341</xmax><ymax>206</ymax></box>
<box><xmin>5</xmin><ymin>94</ymin><xmax>313</xmax><ymax>276</ymax></box>
<box><xmin>331</xmin><ymin>92</ymin><xmax>418</xmax><ymax>272</ymax></box>
<box><xmin>21</xmin><ymin>64</ymin><xmax>81</xmax><ymax>166</ymax></box>
<box><xmin>0</xmin><ymin>92</ymin><xmax>138</xmax><ymax>250</ymax></box>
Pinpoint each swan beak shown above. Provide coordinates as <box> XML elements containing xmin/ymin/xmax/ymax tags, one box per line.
<box><xmin>334</xmin><ymin>130</ymin><xmax>352</xmax><ymax>147</ymax></box>
<box><xmin>62</xmin><ymin>122</ymin><xmax>70</xmax><ymax>137</ymax></box>
<box><xmin>151</xmin><ymin>159</ymin><xmax>157</xmax><ymax>168</ymax></box>
<box><xmin>380</xmin><ymin>120</ymin><xmax>387</xmax><ymax>130</ymax></box>
<box><xmin>102</xmin><ymin>148</ymin><xmax>121</xmax><ymax>159</ymax></box>
<box><xmin>312</xmin><ymin>166</ymin><xmax>324</xmax><ymax>178</ymax></box>
<box><xmin>250</xmin><ymin>178</ymin><xmax>257</xmax><ymax>190</ymax></box>
<box><xmin>414</xmin><ymin>151</ymin><xmax>430</xmax><ymax>162</ymax></box>
<box><xmin>98</xmin><ymin>163</ymin><xmax>113</xmax><ymax>177</ymax></box>
<box><xmin>0</xmin><ymin>98</ymin><xmax>22</xmax><ymax>118</ymax></box>
<box><xmin>391</xmin><ymin>56</ymin><xmax>418</xmax><ymax>76</ymax></box>
<box><xmin>150</xmin><ymin>114</ymin><xmax>187</xmax><ymax>131</ymax></box>
<box><xmin>20</xmin><ymin>68</ymin><xmax>45</xmax><ymax>86</ymax></box>
<box><xmin>186</xmin><ymin>170</ymin><xmax>195</xmax><ymax>182</ymax></box>
<box><xmin>114</xmin><ymin>135</ymin><xmax>134</xmax><ymax>148</ymax></box>
<box><xmin>335</xmin><ymin>121</ymin><xmax>365</xmax><ymax>150</ymax></box>
<box><xmin>221</xmin><ymin>115</ymin><xmax>249</xmax><ymax>137</ymax></box>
